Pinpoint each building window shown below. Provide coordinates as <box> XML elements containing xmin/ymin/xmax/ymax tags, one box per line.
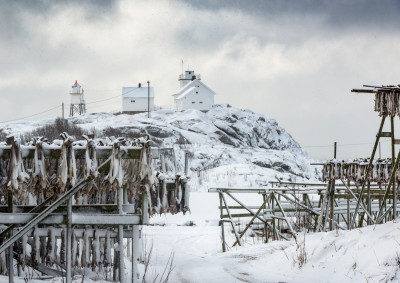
<box><xmin>196</xmin><ymin>91</ymin><xmax>198</xmax><ymax>94</ymax></box>
<box><xmin>192</xmin><ymin>102</ymin><xmax>195</xmax><ymax>104</ymax></box>
<box><xmin>131</xmin><ymin>100</ymin><xmax>135</xmax><ymax>103</ymax></box>
<box><xmin>200</xmin><ymin>102</ymin><xmax>203</xmax><ymax>104</ymax></box>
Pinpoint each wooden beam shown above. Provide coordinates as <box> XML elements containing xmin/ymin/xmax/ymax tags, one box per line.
<box><xmin>0</xmin><ymin>145</ymin><xmax>142</xmax><ymax>159</ymax></box>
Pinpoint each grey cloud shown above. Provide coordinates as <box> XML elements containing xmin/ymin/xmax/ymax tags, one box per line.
<box><xmin>1</xmin><ymin>0</ymin><xmax>400</xmax><ymax>161</ymax></box>
<box><xmin>186</xmin><ymin>0</ymin><xmax>400</xmax><ymax>32</ymax></box>
<box><xmin>0</xmin><ymin>0</ymin><xmax>118</xmax><ymax>41</ymax></box>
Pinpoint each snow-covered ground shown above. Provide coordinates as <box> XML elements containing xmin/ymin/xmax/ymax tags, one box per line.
<box><xmin>4</xmin><ymin>191</ymin><xmax>400</xmax><ymax>282</ymax></box>
<box><xmin>144</xmin><ymin>192</ymin><xmax>400</xmax><ymax>283</ymax></box>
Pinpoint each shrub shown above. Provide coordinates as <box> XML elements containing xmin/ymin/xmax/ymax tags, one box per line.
<box><xmin>25</xmin><ymin>118</ymin><xmax>87</xmax><ymax>141</ymax></box>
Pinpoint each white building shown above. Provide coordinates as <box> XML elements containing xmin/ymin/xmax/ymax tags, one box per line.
<box><xmin>173</xmin><ymin>70</ymin><xmax>215</xmax><ymax>112</ymax></box>
<box><xmin>122</xmin><ymin>83</ymin><xmax>154</xmax><ymax>113</ymax></box>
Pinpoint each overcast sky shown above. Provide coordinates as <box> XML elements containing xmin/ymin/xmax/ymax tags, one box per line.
<box><xmin>1</xmin><ymin>0</ymin><xmax>400</xmax><ymax>160</ymax></box>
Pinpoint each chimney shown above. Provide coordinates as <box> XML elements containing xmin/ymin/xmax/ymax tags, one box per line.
<box><xmin>138</xmin><ymin>83</ymin><xmax>141</xmax><ymax>88</ymax></box>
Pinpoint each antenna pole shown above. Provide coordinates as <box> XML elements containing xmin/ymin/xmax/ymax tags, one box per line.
<box><xmin>147</xmin><ymin>81</ymin><xmax>150</xmax><ymax>118</ymax></box>
<box><xmin>62</xmin><ymin>102</ymin><xmax>64</xmax><ymax>119</ymax></box>
<box><xmin>334</xmin><ymin>142</ymin><xmax>337</xmax><ymax>159</ymax></box>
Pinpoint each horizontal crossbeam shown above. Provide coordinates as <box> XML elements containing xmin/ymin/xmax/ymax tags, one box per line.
<box><xmin>0</xmin><ymin>145</ymin><xmax>142</xmax><ymax>159</ymax></box>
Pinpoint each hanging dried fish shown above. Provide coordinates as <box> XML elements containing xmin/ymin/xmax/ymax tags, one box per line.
<box><xmin>0</xmin><ymin>246</ymin><xmax>6</xmax><ymax>275</ymax></box>
<box><xmin>104</xmin><ymin>230</ymin><xmax>111</xmax><ymax>268</ymax></box>
<box><xmin>91</xmin><ymin>229</ymin><xmax>101</xmax><ymax>269</ymax></box>
<box><xmin>6</xmin><ymin>137</ymin><xmax>29</xmax><ymax>194</ymax></box>
<box><xmin>32</xmin><ymin>228</ymin><xmax>41</xmax><ymax>266</ymax></box>
<box><xmin>31</xmin><ymin>137</ymin><xmax>48</xmax><ymax>194</ymax></box>
<box><xmin>321</xmin><ymin>158</ymin><xmax>393</xmax><ymax>184</ymax></box>
<box><xmin>81</xmin><ymin>228</ymin><xmax>90</xmax><ymax>267</ymax></box>
<box><xmin>374</xmin><ymin>91</ymin><xmax>400</xmax><ymax>117</ymax></box>
<box><xmin>56</xmin><ymin>133</ymin><xmax>77</xmax><ymax>195</ymax></box>
<box><xmin>72</xmin><ymin>230</ymin><xmax>79</xmax><ymax>267</ymax></box>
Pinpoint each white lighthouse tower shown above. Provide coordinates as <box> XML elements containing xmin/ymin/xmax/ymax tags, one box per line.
<box><xmin>69</xmin><ymin>80</ymin><xmax>86</xmax><ymax>117</ymax></box>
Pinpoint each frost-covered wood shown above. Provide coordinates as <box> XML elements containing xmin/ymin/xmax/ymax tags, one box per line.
<box><xmin>0</xmin><ymin>134</ymin><xmax>189</xmax><ymax>215</ymax></box>
<box><xmin>321</xmin><ymin>159</ymin><xmax>395</xmax><ymax>183</ymax></box>
<box><xmin>375</xmin><ymin>91</ymin><xmax>400</xmax><ymax>117</ymax></box>
<box><xmin>0</xmin><ymin>133</ymin><xmax>190</xmax><ymax>278</ymax></box>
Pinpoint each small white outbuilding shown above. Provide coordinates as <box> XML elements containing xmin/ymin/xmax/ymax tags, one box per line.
<box><xmin>122</xmin><ymin>84</ymin><xmax>154</xmax><ymax>114</ymax></box>
<box><xmin>173</xmin><ymin>70</ymin><xmax>215</xmax><ymax>112</ymax></box>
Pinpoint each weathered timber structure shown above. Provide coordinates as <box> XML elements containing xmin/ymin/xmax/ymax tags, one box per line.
<box><xmin>0</xmin><ymin>134</ymin><xmax>189</xmax><ymax>282</ymax></box>
<box><xmin>212</xmin><ymin>84</ymin><xmax>400</xmax><ymax>251</ymax></box>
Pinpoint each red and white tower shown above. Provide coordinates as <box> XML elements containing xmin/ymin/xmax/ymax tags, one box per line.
<box><xmin>69</xmin><ymin>80</ymin><xmax>86</xmax><ymax>117</ymax></box>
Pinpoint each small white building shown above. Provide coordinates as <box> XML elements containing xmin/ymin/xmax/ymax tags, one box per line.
<box><xmin>173</xmin><ymin>70</ymin><xmax>215</xmax><ymax>112</ymax></box>
<box><xmin>122</xmin><ymin>83</ymin><xmax>154</xmax><ymax>113</ymax></box>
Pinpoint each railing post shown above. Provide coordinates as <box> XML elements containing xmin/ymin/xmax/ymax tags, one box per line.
<box><xmin>118</xmin><ymin>185</ymin><xmax>125</xmax><ymax>283</ymax></box>
<box><xmin>394</xmin><ymin>182</ymin><xmax>398</xmax><ymax>220</ymax></box>
<box><xmin>66</xmin><ymin>197</ymin><xmax>72</xmax><ymax>283</ymax></box>
<box><xmin>7</xmin><ymin>193</ymin><xmax>13</xmax><ymax>283</ymax></box>
<box><xmin>219</xmin><ymin>192</ymin><xmax>226</xmax><ymax>252</ymax></box>
<box><xmin>329</xmin><ymin>180</ymin><xmax>335</xmax><ymax>231</ymax></box>
<box><xmin>141</xmin><ymin>190</ymin><xmax>149</xmax><ymax>225</ymax></box>
<box><xmin>132</xmin><ymin>225</ymin><xmax>140</xmax><ymax>283</ymax></box>
<box><xmin>7</xmin><ymin>230</ymin><xmax>13</xmax><ymax>283</ymax></box>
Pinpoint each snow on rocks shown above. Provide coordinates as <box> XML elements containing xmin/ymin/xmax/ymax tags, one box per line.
<box><xmin>0</xmin><ymin>104</ymin><xmax>318</xmax><ymax>191</ymax></box>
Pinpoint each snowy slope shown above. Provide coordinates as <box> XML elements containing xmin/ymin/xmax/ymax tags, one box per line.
<box><xmin>0</xmin><ymin>104</ymin><xmax>318</xmax><ymax>191</ymax></box>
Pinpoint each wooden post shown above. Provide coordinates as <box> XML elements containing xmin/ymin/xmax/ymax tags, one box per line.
<box><xmin>118</xmin><ymin>186</ymin><xmax>125</xmax><ymax>283</ymax></box>
<box><xmin>367</xmin><ymin>181</ymin><xmax>371</xmax><ymax>225</ymax></box>
<box><xmin>132</xmin><ymin>226</ymin><xmax>140</xmax><ymax>283</ymax></box>
<box><xmin>7</xmin><ymin>193</ymin><xmax>13</xmax><ymax>283</ymax></box>
<box><xmin>389</xmin><ymin>116</ymin><xmax>397</xmax><ymax>219</ymax></box>
<box><xmin>391</xmin><ymin>116</ymin><xmax>396</xmax><ymax>220</ymax></box>
<box><xmin>394</xmin><ymin>182</ymin><xmax>398</xmax><ymax>220</ymax></box>
<box><xmin>347</xmin><ymin>198</ymin><xmax>350</xmax><ymax>230</ymax></box>
<box><xmin>220</xmin><ymin>194</ymin><xmax>241</xmax><ymax>246</ymax></box>
<box><xmin>141</xmin><ymin>190</ymin><xmax>149</xmax><ymax>225</ymax></box>
<box><xmin>271</xmin><ymin>195</ymin><xmax>276</xmax><ymax>240</ymax></box>
<box><xmin>351</xmin><ymin>116</ymin><xmax>386</xmax><ymax>228</ymax></box>
<box><xmin>113</xmin><ymin>246</ymin><xmax>118</xmax><ymax>281</ymax></box>
<box><xmin>329</xmin><ymin>180</ymin><xmax>334</xmax><ymax>231</ymax></box>
<box><xmin>391</xmin><ymin>116</ymin><xmax>395</xmax><ymax>165</ymax></box>
<box><xmin>334</xmin><ymin>142</ymin><xmax>337</xmax><ymax>159</ymax></box>
<box><xmin>263</xmin><ymin>193</ymin><xmax>268</xmax><ymax>243</ymax></box>
<box><xmin>160</xmin><ymin>154</ymin><xmax>166</xmax><ymax>172</ymax></box>
<box><xmin>184</xmin><ymin>152</ymin><xmax>189</xmax><ymax>176</ymax></box>
<box><xmin>377</xmin><ymin>150</ymin><xmax>400</xmax><ymax>222</ymax></box>
<box><xmin>331</xmin><ymin>141</ymin><xmax>337</xmax><ymax>230</ymax></box>
<box><xmin>7</xmin><ymin>231</ymin><xmax>13</xmax><ymax>283</ymax></box>
<box><xmin>147</xmin><ymin>81</ymin><xmax>150</xmax><ymax>118</ymax></box>
<box><xmin>219</xmin><ymin>193</ymin><xmax>226</xmax><ymax>252</ymax></box>
<box><xmin>66</xmin><ymin>197</ymin><xmax>72</xmax><ymax>283</ymax></box>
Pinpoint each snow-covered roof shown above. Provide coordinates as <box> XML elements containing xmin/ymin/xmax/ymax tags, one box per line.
<box><xmin>176</xmin><ymin>87</ymin><xmax>196</xmax><ymax>100</ymax></box>
<box><xmin>122</xmin><ymin>87</ymin><xmax>154</xmax><ymax>98</ymax></box>
<box><xmin>173</xmin><ymin>79</ymin><xmax>215</xmax><ymax>99</ymax></box>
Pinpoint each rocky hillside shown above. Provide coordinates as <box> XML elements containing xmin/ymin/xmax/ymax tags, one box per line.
<box><xmin>0</xmin><ymin>104</ymin><xmax>318</xmax><ymax>191</ymax></box>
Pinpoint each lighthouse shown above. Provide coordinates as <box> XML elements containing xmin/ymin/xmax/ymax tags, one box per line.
<box><xmin>69</xmin><ymin>80</ymin><xmax>86</xmax><ymax>117</ymax></box>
